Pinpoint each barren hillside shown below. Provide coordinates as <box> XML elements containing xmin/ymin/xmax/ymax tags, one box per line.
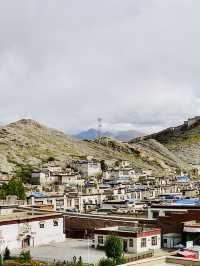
<box><xmin>0</xmin><ymin>119</ymin><xmax>188</xmax><ymax>175</ymax></box>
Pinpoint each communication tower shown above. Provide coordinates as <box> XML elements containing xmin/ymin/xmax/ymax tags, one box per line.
<box><xmin>97</xmin><ymin>117</ymin><xmax>102</xmax><ymax>138</ymax></box>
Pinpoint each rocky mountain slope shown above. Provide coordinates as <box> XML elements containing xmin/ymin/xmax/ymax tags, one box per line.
<box><xmin>130</xmin><ymin>117</ymin><xmax>200</xmax><ymax>165</ymax></box>
<box><xmin>0</xmin><ymin>119</ymin><xmax>187</xmax><ymax>175</ymax></box>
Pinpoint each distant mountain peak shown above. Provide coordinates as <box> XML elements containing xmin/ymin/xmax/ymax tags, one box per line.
<box><xmin>73</xmin><ymin>128</ymin><xmax>144</xmax><ymax>141</ymax></box>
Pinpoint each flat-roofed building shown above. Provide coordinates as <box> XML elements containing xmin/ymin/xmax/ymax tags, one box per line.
<box><xmin>148</xmin><ymin>200</ymin><xmax>200</xmax><ymax>219</ymax></box>
<box><xmin>73</xmin><ymin>160</ymin><xmax>102</xmax><ymax>177</ymax></box>
<box><xmin>31</xmin><ymin>171</ymin><xmax>58</xmax><ymax>185</ymax></box>
<box><xmin>0</xmin><ymin>208</ymin><xmax>65</xmax><ymax>251</ymax></box>
<box><xmin>27</xmin><ymin>193</ymin><xmax>68</xmax><ymax>211</ymax></box>
<box><xmin>94</xmin><ymin>226</ymin><xmax>161</xmax><ymax>254</ymax></box>
<box><xmin>183</xmin><ymin>220</ymin><xmax>200</xmax><ymax>246</ymax></box>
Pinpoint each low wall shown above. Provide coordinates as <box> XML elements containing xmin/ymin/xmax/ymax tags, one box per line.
<box><xmin>167</xmin><ymin>256</ymin><xmax>200</xmax><ymax>266</ymax></box>
<box><xmin>120</xmin><ymin>256</ymin><xmax>166</xmax><ymax>266</ymax></box>
<box><xmin>120</xmin><ymin>255</ymin><xmax>200</xmax><ymax>266</ymax></box>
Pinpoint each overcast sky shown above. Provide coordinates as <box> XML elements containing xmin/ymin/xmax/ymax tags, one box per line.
<box><xmin>0</xmin><ymin>0</ymin><xmax>200</xmax><ymax>134</ymax></box>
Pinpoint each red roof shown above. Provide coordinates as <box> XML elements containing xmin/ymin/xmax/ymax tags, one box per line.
<box><xmin>177</xmin><ymin>250</ymin><xmax>197</xmax><ymax>259</ymax></box>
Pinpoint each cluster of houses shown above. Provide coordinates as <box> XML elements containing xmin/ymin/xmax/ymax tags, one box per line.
<box><xmin>0</xmin><ymin>157</ymin><xmax>200</xmax><ymax>264</ymax></box>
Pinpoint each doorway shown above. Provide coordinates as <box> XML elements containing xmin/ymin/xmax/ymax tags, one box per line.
<box><xmin>22</xmin><ymin>235</ymin><xmax>31</xmax><ymax>249</ymax></box>
<box><xmin>123</xmin><ymin>240</ymin><xmax>128</xmax><ymax>252</ymax></box>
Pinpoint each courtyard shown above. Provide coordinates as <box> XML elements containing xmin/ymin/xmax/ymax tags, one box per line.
<box><xmin>12</xmin><ymin>238</ymin><xmax>175</xmax><ymax>265</ymax></box>
<box><xmin>13</xmin><ymin>239</ymin><xmax>105</xmax><ymax>264</ymax></box>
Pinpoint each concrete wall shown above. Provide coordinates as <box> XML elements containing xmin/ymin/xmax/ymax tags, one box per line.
<box><xmin>148</xmin><ymin>207</ymin><xmax>188</xmax><ymax>219</ymax></box>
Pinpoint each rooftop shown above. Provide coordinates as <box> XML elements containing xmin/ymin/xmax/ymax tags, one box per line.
<box><xmin>184</xmin><ymin>220</ymin><xmax>200</xmax><ymax>227</ymax></box>
<box><xmin>151</xmin><ymin>199</ymin><xmax>200</xmax><ymax>208</ymax></box>
<box><xmin>0</xmin><ymin>207</ymin><xmax>63</xmax><ymax>224</ymax></box>
<box><xmin>96</xmin><ymin>226</ymin><xmax>159</xmax><ymax>234</ymax></box>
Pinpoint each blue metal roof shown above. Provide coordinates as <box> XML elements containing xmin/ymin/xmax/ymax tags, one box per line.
<box><xmin>177</xmin><ymin>175</ymin><xmax>189</xmax><ymax>182</ymax></box>
<box><xmin>30</xmin><ymin>192</ymin><xmax>44</xmax><ymax>198</ymax></box>
<box><xmin>174</xmin><ymin>199</ymin><xmax>200</xmax><ymax>206</ymax></box>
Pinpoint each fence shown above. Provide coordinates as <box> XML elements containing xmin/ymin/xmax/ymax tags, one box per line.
<box><xmin>4</xmin><ymin>260</ymin><xmax>94</xmax><ymax>266</ymax></box>
<box><xmin>126</xmin><ymin>250</ymin><xmax>154</xmax><ymax>263</ymax></box>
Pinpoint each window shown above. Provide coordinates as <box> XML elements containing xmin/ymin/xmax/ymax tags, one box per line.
<box><xmin>98</xmin><ymin>236</ymin><xmax>104</xmax><ymax>245</ymax></box>
<box><xmin>129</xmin><ymin>239</ymin><xmax>133</xmax><ymax>248</ymax></box>
<box><xmin>141</xmin><ymin>238</ymin><xmax>146</xmax><ymax>248</ymax></box>
<box><xmin>152</xmin><ymin>211</ymin><xmax>159</xmax><ymax>218</ymax></box>
<box><xmin>151</xmin><ymin>236</ymin><xmax>157</xmax><ymax>246</ymax></box>
<box><xmin>53</xmin><ymin>220</ymin><xmax>59</xmax><ymax>226</ymax></box>
<box><xmin>39</xmin><ymin>222</ymin><xmax>45</xmax><ymax>229</ymax></box>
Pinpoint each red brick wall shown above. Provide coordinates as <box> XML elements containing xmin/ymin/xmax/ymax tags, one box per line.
<box><xmin>64</xmin><ymin>215</ymin><xmax>157</xmax><ymax>238</ymax></box>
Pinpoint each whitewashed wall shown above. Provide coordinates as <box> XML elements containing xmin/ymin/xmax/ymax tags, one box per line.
<box><xmin>0</xmin><ymin>217</ymin><xmax>65</xmax><ymax>251</ymax></box>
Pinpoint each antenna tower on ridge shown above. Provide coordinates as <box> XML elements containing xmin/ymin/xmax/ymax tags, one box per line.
<box><xmin>97</xmin><ymin>117</ymin><xmax>102</xmax><ymax>138</ymax></box>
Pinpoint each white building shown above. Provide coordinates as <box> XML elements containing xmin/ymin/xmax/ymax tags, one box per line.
<box><xmin>93</xmin><ymin>226</ymin><xmax>161</xmax><ymax>254</ymax></box>
<box><xmin>73</xmin><ymin>160</ymin><xmax>102</xmax><ymax>178</ymax></box>
<box><xmin>66</xmin><ymin>192</ymin><xmax>106</xmax><ymax>212</ymax></box>
<box><xmin>31</xmin><ymin>171</ymin><xmax>57</xmax><ymax>185</ymax></box>
<box><xmin>119</xmin><ymin>160</ymin><xmax>132</xmax><ymax>168</ymax></box>
<box><xmin>101</xmin><ymin>200</ymin><xmax>134</xmax><ymax>212</ymax></box>
<box><xmin>0</xmin><ymin>209</ymin><xmax>65</xmax><ymax>251</ymax></box>
<box><xmin>148</xmin><ymin>203</ymin><xmax>200</xmax><ymax>219</ymax></box>
<box><xmin>162</xmin><ymin>233</ymin><xmax>181</xmax><ymax>249</ymax></box>
<box><xmin>106</xmin><ymin>168</ymin><xmax>137</xmax><ymax>181</ymax></box>
<box><xmin>28</xmin><ymin>192</ymin><xmax>106</xmax><ymax>213</ymax></box>
<box><xmin>27</xmin><ymin>193</ymin><xmax>68</xmax><ymax>211</ymax></box>
<box><xmin>57</xmin><ymin>174</ymin><xmax>83</xmax><ymax>186</ymax></box>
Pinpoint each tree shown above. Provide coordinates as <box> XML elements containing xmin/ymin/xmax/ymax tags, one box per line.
<box><xmin>0</xmin><ymin>178</ymin><xmax>26</xmax><ymax>200</ymax></box>
<box><xmin>98</xmin><ymin>258</ymin><xmax>115</xmax><ymax>266</ymax></box>
<box><xmin>175</xmin><ymin>168</ymin><xmax>181</xmax><ymax>176</ymax></box>
<box><xmin>15</xmin><ymin>164</ymin><xmax>34</xmax><ymax>184</ymax></box>
<box><xmin>3</xmin><ymin>246</ymin><xmax>11</xmax><ymax>260</ymax></box>
<box><xmin>114</xmin><ymin>161</ymin><xmax>120</xmax><ymax>167</ymax></box>
<box><xmin>0</xmin><ymin>255</ymin><xmax>3</xmax><ymax>266</ymax></box>
<box><xmin>76</xmin><ymin>256</ymin><xmax>83</xmax><ymax>266</ymax></box>
<box><xmin>7</xmin><ymin>179</ymin><xmax>26</xmax><ymax>200</ymax></box>
<box><xmin>0</xmin><ymin>187</ymin><xmax>7</xmax><ymax>200</ymax></box>
<box><xmin>104</xmin><ymin>236</ymin><xmax>123</xmax><ymax>262</ymax></box>
<box><xmin>115</xmin><ymin>256</ymin><xmax>128</xmax><ymax>265</ymax></box>
<box><xmin>47</xmin><ymin>156</ymin><xmax>55</xmax><ymax>162</ymax></box>
<box><xmin>190</xmin><ymin>168</ymin><xmax>198</xmax><ymax>177</ymax></box>
<box><xmin>19</xmin><ymin>250</ymin><xmax>31</xmax><ymax>261</ymax></box>
<box><xmin>100</xmin><ymin>160</ymin><xmax>108</xmax><ymax>172</ymax></box>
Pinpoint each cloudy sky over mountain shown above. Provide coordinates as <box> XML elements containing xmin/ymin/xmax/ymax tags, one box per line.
<box><xmin>0</xmin><ymin>0</ymin><xmax>200</xmax><ymax>133</ymax></box>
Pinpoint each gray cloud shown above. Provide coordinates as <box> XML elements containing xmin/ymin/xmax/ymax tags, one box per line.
<box><xmin>0</xmin><ymin>0</ymin><xmax>199</xmax><ymax>134</ymax></box>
